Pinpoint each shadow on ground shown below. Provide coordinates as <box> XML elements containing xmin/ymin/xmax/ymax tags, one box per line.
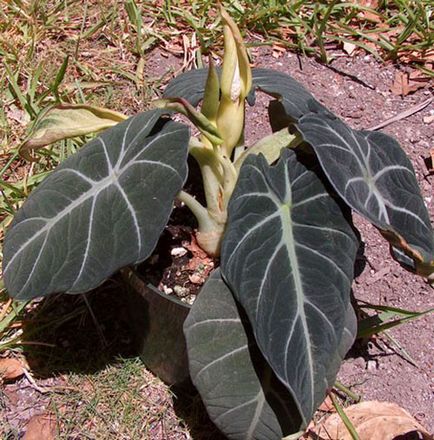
<box><xmin>20</xmin><ymin>275</ymin><xmax>223</xmax><ymax>439</ymax></box>
<box><xmin>21</xmin><ymin>277</ymin><xmax>136</xmax><ymax>377</ymax></box>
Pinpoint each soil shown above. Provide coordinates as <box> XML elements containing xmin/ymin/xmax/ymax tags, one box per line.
<box><xmin>2</xmin><ymin>45</ymin><xmax>433</xmax><ymax>438</ymax></box>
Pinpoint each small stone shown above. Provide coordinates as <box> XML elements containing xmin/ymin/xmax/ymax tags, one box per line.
<box><xmin>367</xmin><ymin>360</ymin><xmax>378</xmax><ymax>371</ymax></box>
<box><xmin>170</xmin><ymin>247</ymin><xmax>187</xmax><ymax>257</ymax></box>
<box><xmin>162</xmin><ymin>285</ymin><xmax>173</xmax><ymax>295</ymax></box>
<box><xmin>189</xmin><ymin>274</ymin><xmax>203</xmax><ymax>284</ymax></box>
<box><xmin>174</xmin><ymin>285</ymin><xmax>189</xmax><ymax>296</ymax></box>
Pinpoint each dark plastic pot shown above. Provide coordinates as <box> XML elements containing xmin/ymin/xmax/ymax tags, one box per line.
<box><xmin>122</xmin><ymin>267</ymin><xmax>192</xmax><ymax>387</ymax></box>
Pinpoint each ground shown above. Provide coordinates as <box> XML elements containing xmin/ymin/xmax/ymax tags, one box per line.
<box><xmin>1</xmin><ymin>38</ymin><xmax>433</xmax><ymax>440</ymax></box>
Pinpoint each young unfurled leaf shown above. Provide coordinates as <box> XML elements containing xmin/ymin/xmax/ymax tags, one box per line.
<box><xmin>154</xmin><ymin>97</ymin><xmax>223</xmax><ymax>145</ymax></box>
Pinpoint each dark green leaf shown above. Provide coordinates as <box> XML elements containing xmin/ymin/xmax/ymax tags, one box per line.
<box><xmin>221</xmin><ymin>150</ymin><xmax>358</xmax><ymax>426</ymax></box>
<box><xmin>184</xmin><ymin>269</ymin><xmax>302</xmax><ymax>440</ymax></box>
<box><xmin>163</xmin><ymin>68</ymin><xmax>209</xmax><ymax>107</ymax></box>
<box><xmin>252</xmin><ymin>68</ymin><xmax>329</xmax><ymax>123</ymax></box>
<box><xmin>163</xmin><ymin>68</ymin><xmax>318</xmax><ymax>115</ymax></box>
<box><xmin>3</xmin><ymin>110</ymin><xmax>189</xmax><ymax>299</ymax></box>
<box><xmin>297</xmin><ymin>113</ymin><xmax>434</xmax><ymax>276</ymax></box>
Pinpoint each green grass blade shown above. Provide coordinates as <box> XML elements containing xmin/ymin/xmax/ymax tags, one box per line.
<box><xmin>50</xmin><ymin>54</ymin><xmax>69</xmax><ymax>99</ymax></box>
<box><xmin>357</xmin><ymin>302</ymin><xmax>434</xmax><ymax>339</ymax></box>
<box><xmin>329</xmin><ymin>392</ymin><xmax>360</xmax><ymax>440</ymax></box>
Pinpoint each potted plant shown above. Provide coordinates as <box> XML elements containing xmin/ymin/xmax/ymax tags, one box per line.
<box><xmin>3</xmin><ymin>7</ymin><xmax>433</xmax><ymax>439</ymax></box>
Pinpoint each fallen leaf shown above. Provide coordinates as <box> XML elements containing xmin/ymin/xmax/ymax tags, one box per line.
<box><xmin>343</xmin><ymin>42</ymin><xmax>357</xmax><ymax>56</ymax></box>
<box><xmin>391</xmin><ymin>71</ymin><xmax>430</xmax><ymax>96</ymax></box>
<box><xmin>0</xmin><ymin>357</ymin><xmax>24</xmax><ymax>381</ymax></box>
<box><xmin>318</xmin><ymin>395</ymin><xmax>335</xmax><ymax>413</ymax></box>
<box><xmin>309</xmin><ymin>401</ymin><xmax>432</xmax><ymax>440</ymax></box>
<box><xmin>23</xmin><ymin>413</ymin><xmax>56</xmax><ymax>440</ymax></box>
<box><xmin>355</xmin><ymin>0</ymin><xmax>381</xmax><ymax>22</ymax></box>
<box><xmin>399</xmin><ymin>48</ymin><xmax>434</xmax><ymax>64</ymax></box>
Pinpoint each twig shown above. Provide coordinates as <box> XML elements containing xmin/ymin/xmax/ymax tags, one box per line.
<box><xmin>22</xmin><ymin>368</ymin><xmax>81</xmax><ymax>394</ymax></box>
<box><xmin>369</xmin><ymin>97</ymin><xmax>433</xmax><ymax>130</ymax></box>
<box><xmin>22</xmin><ymin>368</ymin><xmax>51</xmax><ymax>393</ymax></box>
<box><xmin>82</xmin><ymin>294</ymin><xmax>108</xmax><ymax>348</ymax></box>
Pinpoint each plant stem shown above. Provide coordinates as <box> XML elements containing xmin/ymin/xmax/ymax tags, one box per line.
<box><xmin>334</xmin><ymin>380</ymin><xmax>361</xmax><ymax>402</ymax></box>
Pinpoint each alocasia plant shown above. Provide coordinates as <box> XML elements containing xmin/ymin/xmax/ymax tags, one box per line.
<box><xmin>3</xmin><ymin>7</ymin><xmax>433</xmax><ymax>439</ymax></box>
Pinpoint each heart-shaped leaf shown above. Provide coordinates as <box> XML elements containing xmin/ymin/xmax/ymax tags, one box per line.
<box><xmin>297</xmin><ymin>113</ymin><xmax>434</xmax><ymax>276</ymax></box>
<box><xmin>221</xmin><ymin>150</ymin><xmax>358</xmax><ymax>426</ymax></box>
<box><xmin>3</xmin><ymin>110</ymin><xmax>189</xmax><ymax>300</ymax></box>
<box><xmin>184</xmin><ymin>269</ymin><xmax>303</xmax><ymax>440</ymax></box>
<box><xmin>163</xmin><ymin>68</ymin><xmax>318</xmax><ymax>115</ymax></box>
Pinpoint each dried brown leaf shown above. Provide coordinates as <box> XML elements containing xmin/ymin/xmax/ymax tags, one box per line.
<box><xmin>0</xmin><ymin>357</ymin><xmax>24</xmax><ymax>381</ymax></box>
<box><xmin>23</xmin><ymin>413</ymin><xmax>56</xmax><ymax>440</ymax></box>
<box><xmin>318</xmin><ymin>395</ymin><xmax>335</xmax><ymax>413</ymax></box>
<box><xmin>391</xmin><ymin>71</ymin><xmax>430</xmax><ymax>96</ymax></box>
<box><xmin>355</xmin><ymin>0</ymin><xmax>381</xmax><ymax>23</ymax></box>
<box><xmin>309</xmin><ymin>401</ymin><xmax>432</xmax><ymax>440</ymax></box>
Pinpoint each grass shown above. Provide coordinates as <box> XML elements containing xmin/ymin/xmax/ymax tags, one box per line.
<box><xmin>0</xmin><ymin>0</ymin><xmax>433</xmax><ymax>437</ymax></box>
<box><xmin>48</xmin><ymin>358</ymin><xmax>186</xmax><ymax>439</ymax></box>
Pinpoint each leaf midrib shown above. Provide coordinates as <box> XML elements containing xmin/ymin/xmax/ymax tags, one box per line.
<box><xmin>279</xmin><ymin>202</ymin><xmax>313</xmax><ymax>424</ymax></box>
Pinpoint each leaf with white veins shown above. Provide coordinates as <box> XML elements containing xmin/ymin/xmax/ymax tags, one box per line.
<box><xmin>184</xmin><ymin>269</ymin><xmax>302</xmax><ymax>440</ymax></box>
<box><xmin>221</xmin><ymin>150</ymin><xmax>358</xmax><ymax>426</ymax></box>
<box><xmin>3</xmin><ymin>110</ymin><xmax>189</xmax><ymax>299</ymax></box>
<box><xmin>297</xmin><ymin>113</ymin><xmax>434</xmax><ymax>276</ymax></box>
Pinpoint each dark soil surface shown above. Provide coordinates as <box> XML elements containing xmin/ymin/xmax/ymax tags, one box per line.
<box><xmin>2</xmin><ymin>45</ymin><xmax>433</xmax><ymax>438</ymax></box>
